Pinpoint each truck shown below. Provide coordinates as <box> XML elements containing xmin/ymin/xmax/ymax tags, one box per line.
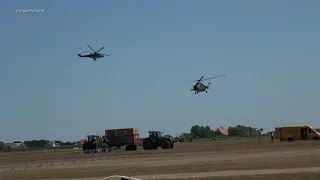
<box><xmin>82</xmin><ymin>128</ymin><xmax>140</xmax><ymax>152</ymax></box>
<box><xmin>274</xmin><ymin>126</ymin><xmax>320</xmax><ymax>142</ymax></box>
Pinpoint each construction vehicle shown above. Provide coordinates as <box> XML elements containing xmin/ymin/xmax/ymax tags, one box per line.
<box><xmin>82</xmin><ymin>135</ymin><xmax>109</xmax><ymax>153</ymax></box>
<box><xmin>142</xmin><ymin>131</ymin><xmax>174</xmax><ymax>150</ymax></box>
<box><xmin>274</xmin><ymin>126</ymin><xmax>320</xmax><ymax>142</ymax></box>
<box><xmin>83</xmin><ymin>128</ymin><xmax>140</xmax><ymax>153</ymax></box>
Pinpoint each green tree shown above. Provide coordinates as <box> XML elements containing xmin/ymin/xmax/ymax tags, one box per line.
<box><xmin>0</xmin><ymin>141</ymin><xmax>4</xmax><ymax>150</ymax></box>
<box><xmin>190</xmin><ymin>125</ymin><xmax>201</xmax><ymax>138</ymax></box>
<box><xmin>203</xmin><ymin>126</ymin><xmax>214</xmax><ymax>138</ymax></box>
<box><xmin>24</xmin><ymin>139</ymin><xmax>50</xmax><ymax>148</ymax></box>
<box><xmin>190</xmin><ymin>125</ymin><xmax>215</xmax><ymax>138</ymax></box>
<box><xmin>228</xmin><ymin>125</ymin><xmax>262</xmax><ymax>137</ymax></box>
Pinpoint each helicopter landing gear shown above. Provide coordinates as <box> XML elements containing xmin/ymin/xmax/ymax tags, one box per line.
<box><xmin>195</xmin><ymin>92</ymin><xmax>197</xmax><ymax>94</ymax></box>
<box><xmin>206</xmin><ymin>91</ymin><xmax>207</xmax><ymax>93</ymax></box>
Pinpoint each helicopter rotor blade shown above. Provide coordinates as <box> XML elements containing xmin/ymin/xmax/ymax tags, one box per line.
<box><xmin>87</xmin><ymin>44</ymin><xmax>95</xmax><ymax>52</ymax></box>
<box><xmin>186</xmin><ymin>80</ymin><xmax>198</xmax><ymax>82</ymax></box>
<box><xmin>186</xmin><ymin>76</ymin><xmax>204</xmax><ymax>82</ymax></box>
<box><xmin>103</xmin><ymin>53</ymin><xmax>111</xmax><ymax>56</ymax></box>
<box><xmin>96</xmin><ymin>47</ymin><xmax>105</xmax><ymax>53</ymax></box>
<box><xmin>202</xmin><ymin>74</ymin><xmax>227</xmax><ymax>81</ymax></box>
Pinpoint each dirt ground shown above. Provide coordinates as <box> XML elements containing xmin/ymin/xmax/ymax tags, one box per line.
<box><xmin>1</xmin><ymin>139</ymin><xmax>320</xmax><ymax>180</ymax></box>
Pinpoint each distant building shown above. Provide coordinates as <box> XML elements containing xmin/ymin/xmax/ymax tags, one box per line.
<box><xmin>214</xmin><ymin>127</ymin><xmax>229</xmax><ymax>136</ymax></box>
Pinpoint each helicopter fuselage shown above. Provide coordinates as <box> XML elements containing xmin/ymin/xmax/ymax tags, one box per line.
<box><xmin>86</xmin><ymin>53</ymin><xmax>104</xmax><ymax>59</ymax></box>
<box><xmin>192</xmin><ymin>82</ymin><xmax>210</xmax><ymax>94</ymax></box>
<box><xmin>78</xmin><ymin>53</ymin><xmax>104</xmax><ymax>61</ymax></box>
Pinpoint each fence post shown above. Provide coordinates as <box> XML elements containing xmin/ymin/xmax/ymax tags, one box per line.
<box><xmin>61</xmin><ymin>151</ymin><xmax>67</xmax><ymax>166</ymax></box>
<box><xmin>24</xmin><ymin>153</ymin><xmax>29</xmax><ymax>170</ymax></box>
<box><xmin>51</xmin><ymin>151</ymin><xmax>56</xmax><ymax>167</ymax></box>
<box><xmin>10</xmin><ymin>154</ymin><xmax>16</xmax><ymax>171</ymax></box>
<box><xmin>38</xmin><ymin>150</ymin><xmax>44</xmax><ymax>168</ymax></box>
<box><xmin>83</xmin><ymin>150</ymin><xmax>88</xmax><ymax>164</ymax></box>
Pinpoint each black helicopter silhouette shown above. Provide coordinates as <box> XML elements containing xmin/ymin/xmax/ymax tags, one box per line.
<box><xmin>78</xmin><ymin>44</ymin><xmax>111</xmax><ymax>61</ymax></box>
<box><xmin>187</xmin><ymin>74</ymin><xmax>226</xmax><ymax>94</ymax></box>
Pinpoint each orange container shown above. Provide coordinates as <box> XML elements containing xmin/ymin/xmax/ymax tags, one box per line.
<box><xmin>105</xmin><ymin>128</ymin><xmax>139</xmax><ymax>137</ymax></box>
<box><xmin>107</xmin><ymin>134</ymin><xmax>140</xmax><ymax>145</ymax></box>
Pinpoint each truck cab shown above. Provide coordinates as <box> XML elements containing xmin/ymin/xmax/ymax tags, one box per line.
<box><xmin>275</xmin><ymin>126</ymin><xmax>320</xmax><ymax>142</ymax></box>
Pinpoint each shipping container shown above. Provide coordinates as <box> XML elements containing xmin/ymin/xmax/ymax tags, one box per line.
<box><xmin>106</xmin><ymin>134</ymin><xmax>140</xmax><ymax>146</ymax></box>
<box><xmin>105</xmin><ymin>128</ymin><xmax>139</xmax><ymax>137</ymax></box>
<box><xmin>104</xmin><ymin>128</ymin><xmax>140</xmax><ymax>147</ymax></box>
<box><xmin>123</xmin><ymin>128</ymin><xmax>139</xmax><ymax>135</ymax></box>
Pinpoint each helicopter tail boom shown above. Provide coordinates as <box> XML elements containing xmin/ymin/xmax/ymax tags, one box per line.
<box><xmin>78</xmin><ymin>54</ymin><xmax>83</xmax><ymax>57</ymax></box>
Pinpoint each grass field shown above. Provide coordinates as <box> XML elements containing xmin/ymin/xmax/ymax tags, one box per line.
<box><xmin>1</xmin><ymin>139</ymin><xmax>320</xmax><ymax>180</ymax></box>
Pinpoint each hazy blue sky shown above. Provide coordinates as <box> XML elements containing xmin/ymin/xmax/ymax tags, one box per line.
<box><xmin>1</xmin><ymin>1</ymin><xmax>320</xmax><ymax>142</ymax></box>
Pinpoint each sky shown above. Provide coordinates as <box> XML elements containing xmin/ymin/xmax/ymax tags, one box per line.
<box><xmin>1</xmin><ymin>1</ymin><xmax>320</xmax><ymax>142</ymax></box>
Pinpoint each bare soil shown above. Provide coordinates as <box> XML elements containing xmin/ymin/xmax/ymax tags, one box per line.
<box><xmin>0</xmin><ymin>139</ymin><xmax>319</xmax><ymax>180</ymax></box>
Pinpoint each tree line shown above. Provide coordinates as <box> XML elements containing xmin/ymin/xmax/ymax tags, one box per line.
<box><xmin>0</xmin><ymin>140</ymin><xmax>79</xmax><ymax>151</ymax></box>
<box><xmin>172</xmin><ymin>125</ymin><xmax>263</xmax><ymax>142</ymax></box>
<box><xmin>0</xmin><ymin>125</ymin><xmax>263</xmax><ymax>150</ymax></box>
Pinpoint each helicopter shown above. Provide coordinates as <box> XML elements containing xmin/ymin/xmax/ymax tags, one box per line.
<box><xmin>187</xmin><ymin>74</ymin><xmax>227</xmax><ymax>94</ymax></box>
<box><xmin>78</xmin><ymin>44</ymin><xmax>111</xmax><ymax>61</ymax></box>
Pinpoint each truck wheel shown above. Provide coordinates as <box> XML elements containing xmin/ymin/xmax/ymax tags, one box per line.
<box><xmin>313</xmin><ymin>137</ymin><xmax>320</xmax><ymax>140</ymax></box>
<box><xmin>126</xmin><ymin>145</ymin><xmax>137</xmax><ymax>151</ymax></box>
<box><xmin>143</xmin><ymin>138</ymin><xmax>154</xmax><ymax>150</ymax></box>
<box><xmin>160</xmin><ymin>140</ymin><xmax>170</xmax><ymax>149</ymax></box>
<box><xmin>288</xmin><ymin>138</ymin><xmax>294</xmax><ymax>142</ymax></box>
<box><xmin>169</xmin><ymin>142</ymin><xmax>174</xmax><ymax>149</ymax></box>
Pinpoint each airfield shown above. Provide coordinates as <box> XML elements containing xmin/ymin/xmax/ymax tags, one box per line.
<box><xmin>1</xmin><ymin>138</ymin><xmax>320</xmax><ymax>180</ymax></box>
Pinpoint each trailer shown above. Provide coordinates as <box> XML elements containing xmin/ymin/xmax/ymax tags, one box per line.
<box><xmin>105</xmin><ymin>128</ymin><xmax>140</xmax><ymax>151</ymax></box>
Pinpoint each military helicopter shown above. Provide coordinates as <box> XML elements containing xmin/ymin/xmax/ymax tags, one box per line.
<box><xmin>187</xmin><ymin>74</ymin><xmax>226</xmax><ymax>94</ymax></box>
<box><xmin>78</xmin><ymin>44</ymin><xmax>111</xmax><ymax>61</ymax></box>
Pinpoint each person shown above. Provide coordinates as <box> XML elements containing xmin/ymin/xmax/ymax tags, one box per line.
<box><xmin>271</xmin><ymin>132</ymin><xmax>275</xmax><ymax>143</ymax></box>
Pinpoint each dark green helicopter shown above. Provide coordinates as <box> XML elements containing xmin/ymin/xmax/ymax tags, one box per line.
<box><xmin>188</xmin><ymin>74</ymin><xmax>226</xmax><ymax>94</ymax></box>
<box><xmin>78</xmin><ymin>44</ymin><xmax>111</xmax><ymax>61</ymax></box>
